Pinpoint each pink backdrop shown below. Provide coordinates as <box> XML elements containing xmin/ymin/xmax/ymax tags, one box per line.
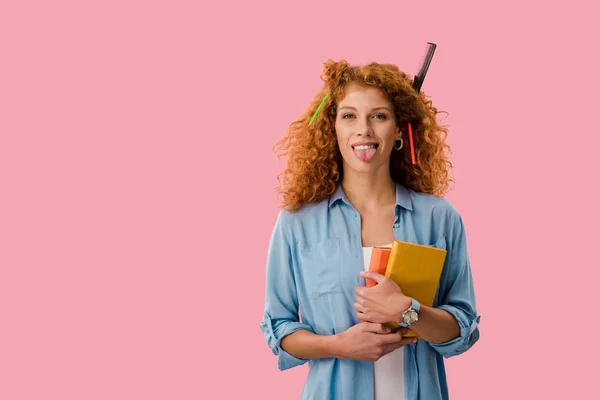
<box><xmin>1</xmin><ymin>0</ymin><xmax>598</xmax><ymax>398</ymax></box>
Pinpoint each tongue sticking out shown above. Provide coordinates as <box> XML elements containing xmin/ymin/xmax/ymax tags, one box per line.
<box><xmin>354</xmin><ymin>147</ymin><xmax>377</xmax><ymax>162</ymax></box>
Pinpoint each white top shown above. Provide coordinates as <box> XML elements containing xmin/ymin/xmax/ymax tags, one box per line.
<box><xmin>362</xmin><ymin>245</ymin><xmax>406</xmax><ymax>400</ymax></box>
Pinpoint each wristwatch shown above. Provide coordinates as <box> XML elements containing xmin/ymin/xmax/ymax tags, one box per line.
<box><xmin>399</xmin><ymin>298</ymin><xmax>421</xmax><ymax>327</ymax></box>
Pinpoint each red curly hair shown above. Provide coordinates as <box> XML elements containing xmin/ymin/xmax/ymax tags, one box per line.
<box><xmin>274</xmin><ymin>59</ymin><xmax>454</xmax><ymax>212</ymax></box>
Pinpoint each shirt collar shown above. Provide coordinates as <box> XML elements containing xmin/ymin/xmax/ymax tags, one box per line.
<box><xmin>328</xmin><ymin>182</ymin><xmax>413</xmax><ymax>211</ymax></box>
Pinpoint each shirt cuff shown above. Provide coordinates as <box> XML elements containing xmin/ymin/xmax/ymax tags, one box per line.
<box><xmin>260</xmin><ymin>311</ymin><xmax>315</xmax><ymax>370</ymax></box>
<box><xmin>429</xmin><ymin>305</ymin><xmax>480</xmax><ymax>358</ymax></box>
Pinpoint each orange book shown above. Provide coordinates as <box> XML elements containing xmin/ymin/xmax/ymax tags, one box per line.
<box><xmin>366</xmin><ymin>247</ymin><xmax>392</xmax><ymax>287</ymax></box>
<box><xmin>360</xmin><ymin>247</ymin><xmax>392</xmax><ymax>326</ymax></box>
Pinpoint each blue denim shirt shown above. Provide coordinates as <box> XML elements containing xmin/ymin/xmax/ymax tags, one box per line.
<box><xmin>260</xmin><ymin>183</ymin><xmax>480</xmax><ymax>400</ymax></box>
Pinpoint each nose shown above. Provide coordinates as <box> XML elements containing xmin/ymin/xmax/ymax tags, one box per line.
<box><xmin>356</xmin><ymin>119</ymin><xmax>374</xmax><ymax>137</ymax></box>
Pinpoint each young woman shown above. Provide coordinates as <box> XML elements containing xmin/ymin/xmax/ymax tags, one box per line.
<box><xmin>260</xmin><ymin>59</ymin><xmax>480</xmax><ymax>400</ymax></box>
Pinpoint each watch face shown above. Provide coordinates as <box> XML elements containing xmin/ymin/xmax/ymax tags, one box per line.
<box><xmin>404</xmin><ymin>310</ymin><xmax>418</xmax><ymax>324</ymax></box>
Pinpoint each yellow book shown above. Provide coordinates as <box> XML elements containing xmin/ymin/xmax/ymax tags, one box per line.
<box><xmin>383</xmin><ymin>240</ymin><xmax>447</xmax><ymax>338</ymax></box>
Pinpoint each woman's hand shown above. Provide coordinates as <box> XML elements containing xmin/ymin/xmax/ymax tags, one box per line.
<box><xmin>337</xmin><ymin>322</ymin><xmax>416</xmax><ymax>362</ymax></box>
<box><xmin>354</xmin><ymin>271</ymin><xmax>412</xmax><ymax>324</ymax></box>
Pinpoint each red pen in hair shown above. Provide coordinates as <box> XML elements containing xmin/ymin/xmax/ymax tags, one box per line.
<box><xmin>408</xmin><ymin>122</ymin><xmax>416</xmax><ymax>165</ymax></box>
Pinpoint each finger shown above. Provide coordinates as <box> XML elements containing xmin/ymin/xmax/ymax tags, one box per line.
<box><xmin>357</xmin><ymin>312</ymin><xmax>372</xmax><ymax>325</ymax></box>
<box><xmin>359</xmin><ymin>271</ymin><xmax>386</xmax><ymax>284</ymax></box>
<box><xmin>387</xmin><ymin>336</ymin><xmax>418</xmax><ymax>348</ymax></box>
<box><xmin>354</xmin><ymin>294</ymin><xmax>365</xmax><ymax>307</ymax></box>
<box><xmin>384</xmin><ymin>337</ymin><xmax>417</xmax><ymax>353</ymax></box>
<box><xmin>354</xmin><ymin>286</ymin><xmax>366</xmax><ymax>298</ymax></box>
<box><xmin>383</xmin><ymin>342</ymin><xmax>402</xmax><ymax>354</ymax></box>
<box><xmin>354</xmin><ymin>302</ymin><xmax>366</xmax><ymax>313</ymax></box>
<box><xmin>362</xmin><ymin>321</ymin><xmax>391</xmax><ymax>334</ymax></box>
<box><xmin>381</xmin><ymin>332</ymin><xmax>404</xmax><ymax>344</ymax></box>
<box><xmin>398</xmin><ymin>327</ymin><xmax>409</xmax><ymax>336</ymax></box>
<box><xmin>399</xmin><ymin>337</ymin><xmax>418</xmax><ymax>346</ymax></box>
<box><xmin>357</xmin><ymin>311</ymin><xmax>387</xmax><ymax>325</ymax></box>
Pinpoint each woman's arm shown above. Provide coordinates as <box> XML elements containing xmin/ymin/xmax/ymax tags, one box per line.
<box><xmin>281</xmin><ymin>323</ymin><xmax>415</xmax><ymax>362</ymax></box>
<box><xmin>395</xmin><ymin>299</ymin><xmax>460</xmax><ymax>344</ymax></box>
<box><xmin>260</xmin><ymin>211</ymin><xmax>315</xmax><ymax>371</ymax></box>
<box><xmin>280</xmin><ymin>330</ymin><xmax>340</xmax><ymax>359</ymax></box>
<box><xmin>355</xmin><ymin>273</ymin><xmax>460</xmax><ymax>343</ymax></box>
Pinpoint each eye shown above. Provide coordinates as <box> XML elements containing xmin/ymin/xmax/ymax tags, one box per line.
<box><xmin>373</xmin><ymin>113</ymin><xmax>388</xmax><ymax>120</ymax></box>
<box><xmin>341</xmin><ymin>113</ymin><xmax>354</xmax><ymax>119</ymax></box>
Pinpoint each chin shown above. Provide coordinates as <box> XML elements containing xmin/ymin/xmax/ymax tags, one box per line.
<box><xmin>344</xmin><ymin>159</ymin><xmax>386</xmax><ymax>175</ymax></box>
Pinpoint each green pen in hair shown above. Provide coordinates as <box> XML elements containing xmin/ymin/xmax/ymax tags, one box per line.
<box><xmin>309</xmin><ymin>94</ymin><xmax>328</xmax><ymax>125</ymax></box>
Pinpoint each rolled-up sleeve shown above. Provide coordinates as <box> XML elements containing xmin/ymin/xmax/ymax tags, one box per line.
<box><xmin>260</xmin><ymin>210</ymin><xmax>314</xmax><ymax>370</ymax></box>
<box><xmin>429</xmin><ymin>212</ymin><xmax>481</xmax><ymax>358</ymax></box>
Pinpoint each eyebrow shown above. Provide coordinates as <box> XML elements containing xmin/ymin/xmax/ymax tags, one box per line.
<box><xmin>338</xmin><ymin>106</ymin><xmax>392</xmax><ymax>112</ymax></box>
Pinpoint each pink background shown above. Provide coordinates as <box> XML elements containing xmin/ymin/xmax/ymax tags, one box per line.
<box><xmin>1</xmin><ymin>0</ymin><xmax>598</xmax><ymax>398</ymax></box>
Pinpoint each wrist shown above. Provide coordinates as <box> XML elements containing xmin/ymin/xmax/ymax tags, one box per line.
<box><xmin>328</xmin><ymin>333</ymin><xmax>347</xmax><ymax>359</ymax></box>
<box><xmin>396</xmin><ymin>295</ymin><xmax>413</xmax><ymax>322</ymax></box>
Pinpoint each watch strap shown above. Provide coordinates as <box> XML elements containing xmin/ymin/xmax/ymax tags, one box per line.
<box><xmin>411</xmin><ymin>297</ymin><xmax>421</xmax><ymax>313</ymax></box>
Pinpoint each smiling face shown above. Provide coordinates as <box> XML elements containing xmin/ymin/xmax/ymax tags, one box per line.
<box><xmin>334</xmin><ymin>83</ymin><xmax>401</xmax><ymax>175</ymax></box>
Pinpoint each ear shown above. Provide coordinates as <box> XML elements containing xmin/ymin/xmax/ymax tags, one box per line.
<box><xmin>396</xmin><ymin>128</ymin><xmax>402</xmax><ymax>141</ymax></box>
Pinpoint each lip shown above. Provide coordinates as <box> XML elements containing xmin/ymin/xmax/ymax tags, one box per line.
<box><xmin>351</xmin><ymin>142</ymin><xmax>379</xmax><ymax>148</ymax></box>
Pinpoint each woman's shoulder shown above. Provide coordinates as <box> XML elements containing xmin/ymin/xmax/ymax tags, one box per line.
<box><xmin>409</xmin><ymin>189</ymin><xmax>462</xmax><ymax>222</ymax></box>
<box><xmin>407</xmin><ymin>189</ymin><xmax>467</xmax><ymax>244</ymax></box>
<box><xmin>275</xmin><ymin>197</ymin><xmax>330</xmax><ymax>229</ymax></box>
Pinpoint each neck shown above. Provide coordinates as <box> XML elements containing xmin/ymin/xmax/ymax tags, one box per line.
<box><xmin>341</xmin><ymin>166</ymin><xmax>396</xmax><ymax>213</ymax></box>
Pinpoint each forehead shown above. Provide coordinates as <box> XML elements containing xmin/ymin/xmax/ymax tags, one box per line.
<box><xmin>337</xmin><ymin>83</ymin><xmax>390</xmax><ymax>108</ymax></box>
